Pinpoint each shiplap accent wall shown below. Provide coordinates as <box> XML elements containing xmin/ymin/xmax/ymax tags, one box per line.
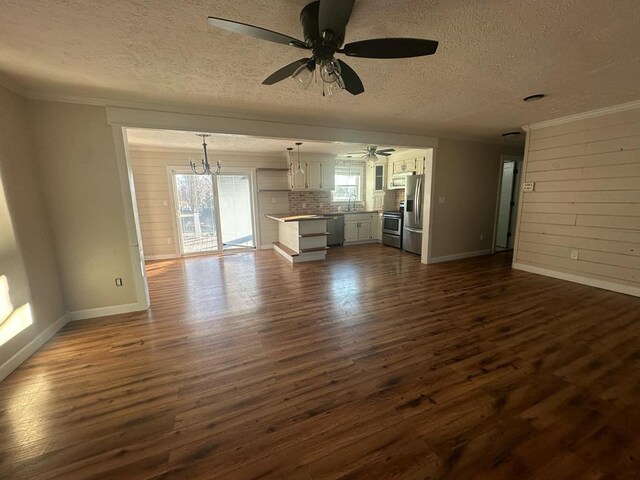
<box><xmin>513</xmin><ymin>106</ymin><xmax>640</xmax><ymax>296</ymax></box>
<box><xmin>129</xmin><ymin>147</ymin><xmax>289</xmax><ymax>259</ymax></box>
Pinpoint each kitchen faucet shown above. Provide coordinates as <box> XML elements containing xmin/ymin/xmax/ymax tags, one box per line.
<box><xmin>347</xmin><ymin>194</ymin><xmax>357</xmax><ymax>212</ymax></box>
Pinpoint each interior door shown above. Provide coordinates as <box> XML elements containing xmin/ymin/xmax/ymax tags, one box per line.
<box><xmin>496</xmin><ymin>161</ymin><xmax>515</xmax><ymax>249</ymax></box>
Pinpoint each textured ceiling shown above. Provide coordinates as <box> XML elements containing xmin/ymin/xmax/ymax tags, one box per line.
<box><xmin>126</xmin><ymin>128</ymin><xmax>406</xmax><ymax>156</ymax></box>
<box><xmin>1</xmin><ymin>0</ymin><xmax>639</xmax><ymax>141</ymax></box>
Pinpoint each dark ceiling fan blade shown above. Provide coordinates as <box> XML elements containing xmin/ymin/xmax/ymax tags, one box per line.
<box><xmin>318</xmin><ymin>0</ymin><xmax>354</xmax><ymax>46</ymax></box>
<box><xmin>208</xmin><ymin>17</ymin><xmax>308</xmax><ymax>48</ymax></box>
<box><xmin>377</xmin><ymin>152</ymin><xmax>393</xmax><ymax>156</ymax></box>
<box><xmin>377</xmin><ymin>148</ymin><xmax>396</xmax><ymax>154</ymax></box>
<box><xmin>341</xmin><ymin>38</ymin><xmax>438</xmax><ymax>58</ymax></box>
<box><xmin>336</xmin><ymin>59</ymin><xmax>364</xmax><ymax>95</ymax></box>
<box><xmin>262</xmin><ymin>58</ymin><xmax>311</xmax><ymax>85</ymax></box>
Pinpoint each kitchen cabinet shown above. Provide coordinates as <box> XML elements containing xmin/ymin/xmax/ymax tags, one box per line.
<box><xmin>306</xmin><ymin>162</ymin><xmax>321</xmax><ymax>190</ymax></box>
<box><xmin>321</xmin><ymin>161</ymin><xmax>335</xmax><ymax>191</ymax></box>
<box><xmin>289</xmin><ymin>160</ymin><xmax>335</xmax><ymax>191</ymax></box>
<box><xmin>344</xmin><ymin>213</ymin><xmax>375</xmax><ymax>243</ymax></box>
<box><xmin>373</xmin><ymin>163</ymin><xmax>385</xmax><ymax>191</ymax></box>
<box><xmin>372</xmin><ymin>193</ymin><xmax>385</xmax><ymax>211</ymax></box>
<box><xmin>392</xmin><ymin>157</ymin><xmax>417</xmax><ymax>174</ymax></box>
<box><xmin>290</xmin><ymin>170</ymin><xmax>306</xmax><ymax>190</ymax></box>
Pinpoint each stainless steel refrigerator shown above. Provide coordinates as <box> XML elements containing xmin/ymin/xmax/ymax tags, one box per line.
<box><xmin>403</xmin><ymin>174</ymin><xmax>424</xmax><ymax>255</ymax></box>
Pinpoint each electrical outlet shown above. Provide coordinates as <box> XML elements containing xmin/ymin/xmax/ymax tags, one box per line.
<box><xmin>302</xmin><ymin>202</ymin><xmax>307</xmax><ymax>209</ymax></box>
<box><xmin>167</xmin><ymin>238</ymin><xmax>172</xmax><ymax>244</ymax></box>
<box><xmin>522</xmin><ymin>182</ymin><xmax>535</xmax><ymax>192</ymax></box>
<box><xmin>271</xmin><ymin>197</ymin><xmax>277</xmax><ymax>204</ymax></box>
<box><xmin>115</xmin><ymin>278</ymin><xmax>123</xmax><ymax>287</ymax></box>
<box><xmin>480</xmin><ymin>233</ymin><xmax>484</xmax><ymax>241</ymax></box>
<box><xmin>163</xmin><ymin>200</ymin><xmax>168</xmax><ymax>207</ymax></box>
<box><xmin>570</xmin><ymin>250</ymin><xmax>579</xmax><ymax>260</ymax></box>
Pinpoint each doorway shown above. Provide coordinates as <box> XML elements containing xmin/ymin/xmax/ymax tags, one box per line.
<box><xmin>494</xmin><ymin>156</ymin><xmax>523</xmax><ymax>251</ymax></box>
<box><xmin>171</xmin><ymin>171</ymin><xmax>256</xmax><ymax>255</ymax></box>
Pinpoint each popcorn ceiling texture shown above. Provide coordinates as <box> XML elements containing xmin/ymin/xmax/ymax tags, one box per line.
<box><xmin>1</xmin><ymin>1</ymin><xmax>638</xmax><ymax>141</ymax></box>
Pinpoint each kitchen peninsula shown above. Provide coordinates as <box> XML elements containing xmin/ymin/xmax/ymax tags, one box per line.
<box><xmin>265</xmin><ymin>214</ymin><xmax>330</xmax><ymax>263</ymax></box>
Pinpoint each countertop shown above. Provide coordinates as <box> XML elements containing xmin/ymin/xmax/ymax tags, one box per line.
<box><xmin>322</xmin><ymin>210</ymin><xmax>381</xmax><ymax>215</ymax></box>
<box><xmin>265</xmin><ymin>214</ymin><xmax>331</xmax><ymax>223</ymax></box>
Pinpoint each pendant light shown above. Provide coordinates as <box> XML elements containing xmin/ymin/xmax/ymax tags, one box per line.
<box><xmin>286</xmin><ymin>147</ymin><xmax>294</xmax><ymax>176</ymax></box>
<box><xmin>189</xmin><ymin>134</ymin><xmax>221</xmax><ymax>175</ymax></box>
<box><xmin>295</xmin><ymin>142</ymin><xmax>305</xmax><ymax>174</ymax></box>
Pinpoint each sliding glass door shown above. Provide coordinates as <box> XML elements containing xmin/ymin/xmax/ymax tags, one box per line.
<box><xmin>217</xmin><ymin>174</ymin><xmax>255</xmax><ymax>249</ymax></box>
<box><xmin>172</xmin><ymin>171</ymin><xmax>255</xmax><ymax>255</ymax></box>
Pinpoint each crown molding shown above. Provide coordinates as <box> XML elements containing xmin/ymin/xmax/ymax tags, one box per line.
<box><xmin>523</xmin><ymin>99</ymin><xmax>640</xmax><ymax>131</ymax></box>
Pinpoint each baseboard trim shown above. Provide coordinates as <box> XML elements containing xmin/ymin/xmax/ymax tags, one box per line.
<box><xmin>0</xmin><ymin>313</ymin><xmax>69</xmax><ymax>382</ymax></box>
<box><xmin>512</xmin><ymin>262</ymin><xmax>640</xmax><ymax>298</ymax></box>
<box><xmin>144</xmin><ymin>254</ymin><xmax>179</xmax><ymax>261</ymax></box>
<box><xmin>259</xmin><ymin>244</ymin><xmax>275</xmax><ymax>250</ymax></box>
<box><xmin>69</xmin><ymin>302</ymin><xmax>145</xmax><ymax>321</ymax></box>
<box><xmin>430</xmin><ymin>249</ymin><xmax>493</xmax><ymax>264</ymax></box>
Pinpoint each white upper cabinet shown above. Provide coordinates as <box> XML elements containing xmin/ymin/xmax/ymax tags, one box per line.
<box><xmin>306</xmin><ymin>162</ymin><xmax>321</xmax><ymax>190</ymax></box>
<box><xmin>289</xmin><ymin>155</ymin><xmax>335</xmax><ymax>191</ymax></box>
<box><xmin>321</xmin><ymin>161</ymin><xmax>335</xmax><ymax>191</ymax></box>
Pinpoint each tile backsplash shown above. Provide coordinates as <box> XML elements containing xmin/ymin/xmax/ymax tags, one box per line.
<box><xmin>394</xmin><ymin>189</ymin><xmax>405</xmax><ymax>210</ymax></box>
<box><xmin>288</xmin><ymin>191</ymin><xmax>333</xmax><ymax>214</ymax></box>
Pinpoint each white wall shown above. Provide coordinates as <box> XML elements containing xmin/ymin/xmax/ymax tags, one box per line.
<box><xmin>129</xmin><ymin>147</ymin><xmax>289</xmax><ymax>257</ymax></box>
<box><xmin>430</xmin><ymin>138</ymin><xmax>524</xmax><ymax>262</ymax></box>
<box><xmin>513</xmin><ymin>105</ymin><xmax>640</xmax><ymax>296</ymax></box>
<box><xmin>0</xmin><ymin>85</ymin><xmax>66</xmax><ymax>373</ymax></box>
<box><xmin>27</xmin><ymin>100</ymin><xmax>139</xmax><ymax>314</ymax></box>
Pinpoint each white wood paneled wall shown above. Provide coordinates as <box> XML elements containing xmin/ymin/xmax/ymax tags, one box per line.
<box><xmin>129</xmin><ymin>147</ymin><xmax>288</xmax><ymax>258</ymax></box>
<box><xmin>513</xmin><ymin>107</ymin><xmax>640</xmax><ymax>296</ymax></box>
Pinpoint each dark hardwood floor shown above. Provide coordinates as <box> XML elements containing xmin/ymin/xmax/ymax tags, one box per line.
<box><xmin>1</xmin><ymin>244</ymin><xmax>640</xmax><ymax>479</ymax></box>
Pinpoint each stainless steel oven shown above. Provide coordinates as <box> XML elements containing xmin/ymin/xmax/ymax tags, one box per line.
<box><xmin>382</xmin><ymin>211</ymin><xmax>403</xmax><ymax>248</ymax></box>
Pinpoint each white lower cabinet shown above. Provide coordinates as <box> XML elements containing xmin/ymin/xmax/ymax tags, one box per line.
<box><xmin>344</xmin><ymin>213</ymin><xmax>376</xmax><ymax>243</ymax></box>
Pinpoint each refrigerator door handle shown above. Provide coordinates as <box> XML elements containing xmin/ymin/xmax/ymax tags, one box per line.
<box><xmin>415</xmin><ymin>177</ymin><xmax>422</xmax><ymax>225</ymax></box>
<box><xmin>405</xmin><ymin>227</ymin><xmax>422</xmax><ymax>233</ymax></box>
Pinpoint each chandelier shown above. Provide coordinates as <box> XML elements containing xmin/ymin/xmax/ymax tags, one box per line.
<box><xmin>189</xmin><ymin>133</ymin><xmax>221</xmax><ymax>175</ymax></box>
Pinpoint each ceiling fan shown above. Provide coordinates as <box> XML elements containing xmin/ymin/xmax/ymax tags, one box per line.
<box><xmin>207</xmin><ymin>0</ymin><xmax>438</xmax><ymax>96</ymax></box>
<box><xmin>348</xmin><ymin>145</ymin><xmax>395</xmax><ymax>163</ymax></box>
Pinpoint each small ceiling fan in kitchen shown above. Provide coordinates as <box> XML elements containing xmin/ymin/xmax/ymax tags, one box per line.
<box><xmin>207</xmin><ymin>0</ymin><xmax>439</xmax><ymax>96</ymax></box>
<box><xmin>348</xmin><ymin>145</ymin><xmax>395</xmax><ymax>164</ymax></box>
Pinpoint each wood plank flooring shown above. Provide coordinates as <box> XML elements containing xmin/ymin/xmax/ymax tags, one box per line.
<box><xmin>1</xmin><ymin>244</ymin><xmax>640</xmax><ymax>479</ymax></box>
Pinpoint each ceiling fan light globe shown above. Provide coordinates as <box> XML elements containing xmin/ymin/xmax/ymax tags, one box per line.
<box><xmin>320</xmin><ymin>58</ymin><xmax>342</xmax><ymax>83</ymax></box>
<box><xmin>324</xmin><ymin>80</ymin><xmax>344</xmax><ymax>96</ymax></box>
<box><xmin>292</xmin><ymin>63</ymin><xmax>314</xmax><ymax>89</ymax></box>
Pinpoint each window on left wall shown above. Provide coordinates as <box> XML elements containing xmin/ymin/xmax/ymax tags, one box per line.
<box><xmin>333</xmin><ymin>164</ymin><xmax>364</xmax><ymax>202</ymax></box>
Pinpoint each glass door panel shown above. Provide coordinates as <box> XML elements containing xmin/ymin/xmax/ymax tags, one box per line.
<box><xmin>217</xmin><ymin>174</ymin><xmax>255</xmax><ymax>250</ymax></box>
<box><xmin>174</xmin><ymin>173</ymin><xmax>219</xmax><ymax>254</ymax></box>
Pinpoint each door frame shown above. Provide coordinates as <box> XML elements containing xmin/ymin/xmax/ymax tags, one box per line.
<box><xmin>167</xmin><ymin>166</ymin><xmax>259</xmax><ymax>257</ymax></box>
<box><xmin>492</xmin><ymin>155</ymin><xmax>524</xmax><ymax>253</ymax></box>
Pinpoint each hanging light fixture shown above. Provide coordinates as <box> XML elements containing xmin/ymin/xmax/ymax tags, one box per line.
<box><xmin>295</xmin><ymin>142</ymin><xmax>305</xmax><ymax>174</ymax></box>
<box><xmin>291</xmin><ymin>57</ymin><xmax>345</xmax><ymax>96</ymax></box>
<box><xmin>365</xmin><ymin>146</ymin><xmax>378</xmax><ymax>166</ymax></box>
<box><xmin>189</xmin><ymin>133</ymin><xmax>221</xmax><ymax>175</ymax></box>
<box><xmin>286</xmin><ymin>147</ymin><xmax>294</xmax><ymax>176</ymax></box>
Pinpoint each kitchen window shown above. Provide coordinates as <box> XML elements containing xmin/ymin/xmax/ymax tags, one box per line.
<box><xmin>333</xmin><ymin>164</ymin><xmax>364</xmax><ymax>202</ymax></box>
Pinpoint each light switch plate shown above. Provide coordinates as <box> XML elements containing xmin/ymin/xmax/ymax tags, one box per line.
<box><xmin>438</xmin><ymin>196</ymin><xmax>445</xmax><ymax>204</ymax></box>
<box><xmin>522</xmin><ymin>182</ymin><xmax>535</xmax><ymax>192</ymax></box>
<box><xmin>570</xmin><ymin>250</ymin><xmax>579</xmax><ymax>260</ymax></box>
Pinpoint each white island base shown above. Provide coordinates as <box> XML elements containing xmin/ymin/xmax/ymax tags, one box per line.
<box><xmin>266</xmin><ymin>215</ymin><xmax>329</xmax><ymax>263</ymax></box>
